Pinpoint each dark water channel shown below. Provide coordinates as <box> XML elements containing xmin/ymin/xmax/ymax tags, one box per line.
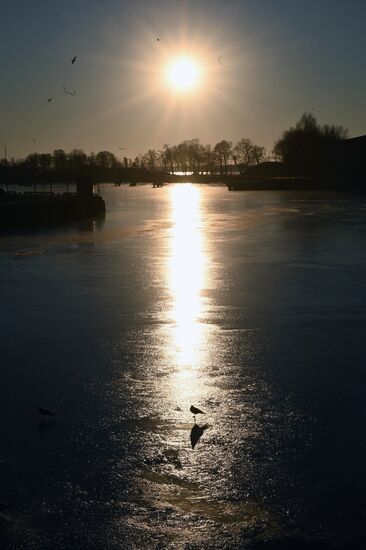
<box><xmin>1</xmin><ymin>184</ymin><xmax>366</xmax><ymax>549</ymax></box>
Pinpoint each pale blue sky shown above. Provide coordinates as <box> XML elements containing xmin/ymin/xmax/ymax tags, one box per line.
<box><xmin>1</xmin><ymin>0</ymin><xmax>365</xmax><ymax>160</ymax></box>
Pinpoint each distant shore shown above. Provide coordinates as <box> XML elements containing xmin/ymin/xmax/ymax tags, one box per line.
<box><xmin>224</xmin><ymin>176</ymin><xmax>366</xmax><ymax>192</ymax></box>
<box><xmin>112</xmin><ymin>174</ymin><xmax>366</xmax><ymax>193</ymax></box>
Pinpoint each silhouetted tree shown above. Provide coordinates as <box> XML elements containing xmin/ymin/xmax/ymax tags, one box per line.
<box><xmin>184</xmin><ymin>139</ymin><xmax>205</xmax><ymax>174</ymax></box>
<box><xmin>161</xmin><ymin>144</ymin><xmax>174</xmax><ymax>173</ymax></box>
<box><xmin>131</xmin><ymin>156</ymin><xmax>140</xmax><ymax>169</ymax></box>
<box><xmin>203</xmin><ymin>144</ymin><xmax>216</xmax><ymax>175</ymax></box>
<box><xmin>53</xmin><ymin>149</ymin><xmax>68</xmax><ymax>172</ymax></box>
<box><xmin>214</xmin><ymin>140</ymin><xmax>232</xmax><ymax>175</ymax></box>
<box><xmin>173</xmin><ymin>142</ymin><xmax>187</xmax><ymax>173</ymax></box>
<box><xmin>273</xmin><ymin>113</ymin><xmax>348</xmax><ymax>175</ymax></box>
<box><xmin>38</xmin><ymin>153</ymin><xmax>53</xmax><ymax>172</ymax></box>
<box><xmin>69</xmin><ymin>149</ymin><xmax>88</xmax><ymax>174</ymax></box>
<box><xmin>233</xmin><ymin>138</ymin><xmax>266</xmax><ymax>174</ymax></box>
<box><xmin>144</xmin><ymin>149</ymin><xmax>159</xmax><ymax>171</ymax></box>
<box><xmin>95</xmin><ymin>151</ymin><xmax>117</xmax><ymax>169</ymax></box>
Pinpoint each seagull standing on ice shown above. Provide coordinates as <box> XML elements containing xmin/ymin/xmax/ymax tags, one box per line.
<box><xmin>190</xmin><ymin>405</ymin><xmax>205</xmax><ymax>420</ymax></box>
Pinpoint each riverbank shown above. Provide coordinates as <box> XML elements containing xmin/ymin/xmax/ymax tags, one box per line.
<box><xmin>111</xmin><ymin>173</ymin><xmax>366</xmax><ymax>193</ymax></box>
<box><xmin>226</xmin><ymin>176</ymin><xmax>365</xmax><ymax>192</ymax></box>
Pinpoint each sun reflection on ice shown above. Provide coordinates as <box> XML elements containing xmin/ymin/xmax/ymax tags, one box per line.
<box><xmin>168</xmin><ymin>184</ymin><xmax>208</xmax><ymax>405</ymax></box>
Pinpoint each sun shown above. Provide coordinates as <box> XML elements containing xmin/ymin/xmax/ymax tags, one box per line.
<box><xmin>166</xmin><ymin>58</ymin><xmax>200</xmax><ymax>91</ymax></box>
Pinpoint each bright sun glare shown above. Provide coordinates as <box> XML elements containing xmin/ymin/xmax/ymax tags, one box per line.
<box><xmin>166</xmin><ymin>58</ymin><xmax>200</xmax><ymax>91</ymax></box>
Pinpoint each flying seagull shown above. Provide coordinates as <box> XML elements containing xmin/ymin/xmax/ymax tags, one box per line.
<box><xmin>71</xmin><ymin>56</ymin><xmax>77</xmax><ymax>64</ymax></box>
<box><xmin>63</xmin><ymin>85</ymin><xmax>76</xmax><ymax>96</ymax></box>
<box><xmin>190</xmin><ymin>405</ymin><xmax>205</xmax><ymax>418</ymax></box>
<box><xmin>38</xmin><ymin>405</ymin><xmax>56</xmax><ymax>417</ymax></box>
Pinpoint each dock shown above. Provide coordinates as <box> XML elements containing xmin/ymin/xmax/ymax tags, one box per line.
<box><xmin>0</xmin><ymin>180</ymin><xmax>105</xmax><ymax>231</ymax></box>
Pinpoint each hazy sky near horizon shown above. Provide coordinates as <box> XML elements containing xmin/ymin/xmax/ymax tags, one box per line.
<box><xmin>1</xmin><ymin>0</ymin><xmax>365</xmax><ymax>160</ymax></box>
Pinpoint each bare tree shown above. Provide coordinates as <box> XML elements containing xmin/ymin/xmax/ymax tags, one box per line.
<box><xmin>142</xmin><ymin>149</ymin><xmax>159</xmax><ymax>171</ymax></box>
<box><xmin>69</xmin><ymin>149</ymin><xmax>88</xmax><ymax>172</ymax></box>
<box><xmin>214</xmin><ymin>140</ymin><xmax>232</xmax><ymax>175</ymax></box>
<box><xmin>161</xmin><ymin>144</ymin><xmax>175</xmax><ymax>173</ymax></box>
<box><xmin>233</xmin><ymin>139</ymin><xmax>266</xmax><ymax>174</ymax></box>
<box><xmin>95</xmin><ymin>151</ymin><xmax>117</xmax><ymax>169</ymax></box>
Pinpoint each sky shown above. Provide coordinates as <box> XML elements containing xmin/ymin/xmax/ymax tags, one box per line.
<box><xmin>0</xmin><ymin>0</ymin><xmax>365</xmax><ymax>160</ymax></box>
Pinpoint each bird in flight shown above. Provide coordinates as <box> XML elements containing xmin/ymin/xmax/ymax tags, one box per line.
<box><xmin>38</xmin><ymin>405</ymin><xmax>56</xmax><ymax>416</ymax></box>
<box><xmin>31</xmin><ymin>137</ymin><xmax>36</xmax><ymax>143</ymax></box>
<box><xmin>190</xmin><ymin>405</ymin><xmax>205</xmax><ymax>419</ymax></box>
<box><xmin>63</xmin><ymin>85</ymin><xmax>76</xmax><ymax>96</ymax></box>
<box><xmin>47</xmin><ymin>98</ymin><xmax>53</xmax><ymax>102</ymax></box>
<box><xmin>71</xmin><ymin>56</ymin><xmax>77</xmax><ymax>64</ymax></box>
<box><xmin>218</xmin><ymin>56</ymin><xmax>224</xmax><ymax>66</ymax></box>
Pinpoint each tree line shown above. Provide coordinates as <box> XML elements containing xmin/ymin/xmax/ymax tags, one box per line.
<box><xmin>0</xmin><ymin>137</ymin><xmax>267</xmax><ymax>183</ymax></box>
<box><xmin>156</xmin><ymin>139</ymin><xmax>266</xmax><ymax>175</ymax></box>
<box><xmin>0</xmin><ymin>113</ymin><xmax>351</xmax><ymax>183</ymax></box>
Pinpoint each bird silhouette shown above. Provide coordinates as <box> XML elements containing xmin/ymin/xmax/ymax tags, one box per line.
<box><xmin>190</xmin><ymin>405</ymin><xmax>205</xmax><ymax>419</ymax></box>
<box><xmin>38</xmin><ymin>405</ymin><xmax>56</xmax><ymax>416</ymax></box>
<box><xmin>71</xmin><ymin>56</ymin><xmax>77</xmax><ymax>64</ymax></box>
<box><xmin>63</xmin><ymin>85</ymin><xmax>76</xmax><ymax>96</ymax></box>
<box><xmin>190</xmin><ymin>423</ymin><xmax>208</xmax><ymax>449</ymax></box>
<box><xmin>47</xmin><ymin>98</ymin><xmax>53</xmax><ymax>102</ymax></box>
<box><xmin>218</xmin><ymin>56</ymin><xmax>224</xmax><ymax>66</ymax></box>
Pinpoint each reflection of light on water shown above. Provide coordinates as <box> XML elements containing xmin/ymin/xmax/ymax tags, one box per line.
<box><xmin>168</xmin><ymin>184</ymin><xmax>207</xmax><ymax>403</ymax></box>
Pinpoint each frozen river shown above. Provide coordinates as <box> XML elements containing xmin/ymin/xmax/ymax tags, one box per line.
<box><xmin>1</xmin><ymin>184</ymin><xmax>366</xmax><ymax>549</ymax></box>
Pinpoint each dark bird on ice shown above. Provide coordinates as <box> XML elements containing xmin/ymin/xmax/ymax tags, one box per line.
<box><xmin>190</xmin><ymin>405</ymin><xmax>205</xmax><ymax>417</ymax></box>
<box><xmin>71</xmin><ymin>56</ymin><xmax>77</xmax><ymax>64</ymax></box>
<box><xmin>38</xmin><ymin>405</ymin><xmax>56</xmax><ymax>417</ymax></box>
